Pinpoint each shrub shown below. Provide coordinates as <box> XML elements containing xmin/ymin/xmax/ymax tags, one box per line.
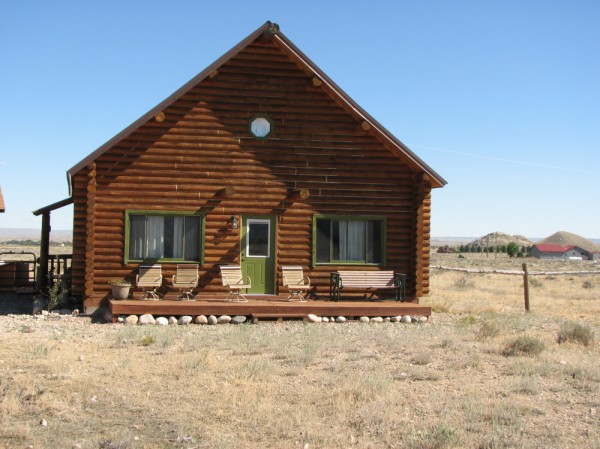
<box><xmin>477</xmin><ymin>320</ymin><xmax>500</xmax><ymax>340</ymax></box>
<box><xmin>141</xmin><ymin>335</ymin><xmax>156</xmax><ymax>346</ymax></box>
<box><xmin>453</xmin><ymin>276</ymin><xmax>473</xmax><ymax>290</ymax></box>
<box><xmin>582</xmin><ymin>280</ymin><xmax>593</xmax><ymax>289</ymax></box>
<box><xmin>557</xmin><ymin>322</ymin><xmax>595</xmax><ymax>347</ymax></box>
<box><xmin>458</xmin><ymin>315</ymin><xmax>477</xmax><ymax>327</ymax></box>
<box><xmin>501</xmin><ymin>336</ymin><xmax>545</xmax><ymax>357</ymax></box>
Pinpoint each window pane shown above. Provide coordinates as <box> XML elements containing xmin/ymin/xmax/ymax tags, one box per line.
<box><xmin>129</xmin><ymin>215</ymin><xmax>146</xmax><ymax>260</ymax></box>
<box><xmin>184</xmin><ymin>216</ymin><xmax>200</xmax><ymax>260</ymax></box>
<box><xmin>366</xmin><ymin>221</ymin><xmax>382</xmax><ymax>263</ymax></box>
<box><xmin>248</xmin><ymin>222</ymin><xmax>269</xmax><ymax>257</ymax></box>
<box><xmin>315</xmin><ymin>219</ymin><xmax>331</xmax><ymax>263</ymax></box>
<box><xmin>338</xmin><ymin>220</ymin><xmax>366</xmax><ymax>261</ymax></box>
<box><xmin>146</xmin><ymin>216</ymin><xmax>164</xmax><ymax>259</ymax></box>
<box><xmin>163</xmin><ymin>216</ymin><xmax>184</xmax><ymax>259</ymax></box>
<box><xmin>332</xmin><ymin>220</ymin><xmax>340</xmax><ymax>260</ymax></box>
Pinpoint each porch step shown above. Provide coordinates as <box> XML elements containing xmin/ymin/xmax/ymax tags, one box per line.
<box><xmin>250</xmin><ymin>312</ymin><xmax>307</xmax><ymax>324</ymax></box>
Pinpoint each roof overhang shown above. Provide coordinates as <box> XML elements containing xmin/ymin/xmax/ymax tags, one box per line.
<box><xmin>66</xmin><ymin>21</ymin><xmax>447</xmax><ymax>193</ymax></box>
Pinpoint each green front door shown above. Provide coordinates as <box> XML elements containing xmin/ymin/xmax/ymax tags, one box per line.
<box><xmin>241</xmin><ymin>215</ymin><xmax>276</xmax><ymax>294</ymax></box>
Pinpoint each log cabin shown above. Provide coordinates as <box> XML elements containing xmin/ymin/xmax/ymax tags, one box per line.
<box><xmin>38</xmin><ymin>21</ymin><xmax>447</xmax><ymax>315</ymax></box>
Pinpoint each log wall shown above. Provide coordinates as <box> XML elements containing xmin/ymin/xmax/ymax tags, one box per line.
<box><xmin>70</xmin><ymin>40</ymin><xmax>433</xmax><ymax>309</ymax></box>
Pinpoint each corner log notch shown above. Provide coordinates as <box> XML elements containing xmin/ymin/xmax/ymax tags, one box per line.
<box><xmin>218</xmin><ymin>186</ymin><xmax>236</xmax><ymax>198</ymax></box>
<box><xmin>287</xmin><ymin>188</ymin><xmax>310</xmax><ymax>201</ymax></box>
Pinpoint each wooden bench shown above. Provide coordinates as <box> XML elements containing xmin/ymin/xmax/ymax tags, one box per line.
<box><xmin>330</xmin><ymin>270</ymin><xmax>406</xmax><ymax>302</ymax></box>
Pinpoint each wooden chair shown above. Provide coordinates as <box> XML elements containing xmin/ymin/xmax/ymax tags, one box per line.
<box><xmin>282</xmin><ymin>265</ymin><xmax>310</xmax><ymax>301</ymax></box>
<box><xmin>172</xmin><ymin>264</ymin><xmax>199</xmax><ymax>300</ymax></box>
<box><xmin>219</xmin><ymin>265</ymin><xmax>251</xmax><ymax>302</ymax></box>
<box><xmin>136</xmin><ymin>265</ymin><xmax>162</xmax><ymax>300</ymax></box>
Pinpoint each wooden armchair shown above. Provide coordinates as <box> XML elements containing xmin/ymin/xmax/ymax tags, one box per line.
<box><xmin>219</xmin><ymin>265</ymin><xmax>251</xmax><ymax>302</ymax></box>
<box><xmin>172</xmin><ymin>264</ymin><xmax>199</xmax><ymax>300</ymax></box>
<box><xmin>136</xmin><ymin>265</ymin><xmax>163</xmax><ymax>300</ymax></box>
<box><xmin>282</xmin><ymin>265</ymin><xmax>311</xmax><ymax>301</ymax></box>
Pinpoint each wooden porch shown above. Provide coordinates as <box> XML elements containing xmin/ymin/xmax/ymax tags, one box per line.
<box><xmin>109</xmin><ymin>295</ymin><xmax>431</xmax><ymax>322</ymax></box>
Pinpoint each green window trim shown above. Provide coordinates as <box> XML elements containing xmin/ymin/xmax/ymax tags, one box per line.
<box><xmin>124</xmin><ymin>210</ymin><xmax>205</xmax><ymax>264</ymax></box>
<box><xmin>312</xmin><ymin>214</ymin><xmax>387</xmax><ymax>267</ymax></box>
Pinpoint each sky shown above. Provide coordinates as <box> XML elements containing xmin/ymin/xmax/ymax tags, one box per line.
<box><xmin>1</xmin><ymin>0</ymin><xmax>598</xmax><ymax>239</ymax></box>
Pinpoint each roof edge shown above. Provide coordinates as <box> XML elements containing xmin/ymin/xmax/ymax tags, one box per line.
<box><xmin>66</xmin><ymin>21</ymin><xmax>277</xmax><ymax>190</ymax></box>
<box><xmin>271</xmin><ymin>32</ymin><xmax>447</xmax><ymax>188</ymax></box>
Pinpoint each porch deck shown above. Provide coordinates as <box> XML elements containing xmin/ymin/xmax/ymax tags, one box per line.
<box><xmin>109</xmin><ymin>296</ymin><xmax>431</xmax><ymax>321</ymax></box>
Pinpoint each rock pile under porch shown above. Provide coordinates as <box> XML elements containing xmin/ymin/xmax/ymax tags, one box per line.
<box><xmin>109</xmin><ymin>296</ymin><xmax>431</xmax><ymax>322</ymax></box>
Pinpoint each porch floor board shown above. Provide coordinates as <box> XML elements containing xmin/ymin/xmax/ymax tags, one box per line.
<box><xmin>109</xmin><ymin>297</ymin><xmax>431</xmax><ymax>319</ymax></box>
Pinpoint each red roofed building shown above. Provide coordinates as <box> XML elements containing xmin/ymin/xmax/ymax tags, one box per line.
<box><xmin>530</xmin><ymin>243</ymin><xmax>597</xmax><ymax>260</ymax></box>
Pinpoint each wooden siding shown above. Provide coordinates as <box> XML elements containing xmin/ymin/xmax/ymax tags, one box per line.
<box><xmin>71</xmin><ymin>40</ymin><xmax>433</xmax><ymax>309</ymax></box>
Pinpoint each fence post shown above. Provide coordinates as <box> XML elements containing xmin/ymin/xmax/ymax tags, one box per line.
<box><xmin>522</xmin><ymin>263</ymin><xmax>530</xmax><ymax>312</ymax></box>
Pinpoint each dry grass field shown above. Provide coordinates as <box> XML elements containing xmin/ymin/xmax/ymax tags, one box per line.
<box><xmin>0</xmin><ymin>252</ymin><xmax>598</xmax><ymax>449</ymax></box>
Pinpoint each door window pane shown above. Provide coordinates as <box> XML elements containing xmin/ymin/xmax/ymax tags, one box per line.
<box><xmin>248</xmin><ymin>222</ymin><xmax>269</xmax><ymax>257</ymax></box>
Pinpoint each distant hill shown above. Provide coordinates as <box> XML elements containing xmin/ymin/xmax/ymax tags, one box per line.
<box><xmin>0</xmin><ymin>228</ymin><xmax>72</xmax><ymax>242</ymax></box>
<box><xmin>537</xmin><ymin>231</ymin><xmax>600</xmax><ymax>253</ymax></box>
<box><xmin>467</xmin><ymin>232</ymin><xmax>533</xmax><ymax>249</ymax></box>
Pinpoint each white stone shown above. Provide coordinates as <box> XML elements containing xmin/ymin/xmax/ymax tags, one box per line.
<box><xmin>124</xmin><ymin>315</ymin><xmax>139</xmax><ymax>325</ymax></box>
<box><xmin>194</xmin><ymin>315</ymin><xmax>208</xmax><ymax>325</ymax></box>
<box><xmin>322</xmin><ymin>317</ymin><xmax>329</xmax><ymax>322</ymax></box>
<box><xmin>370</xmin><ymin>317</ymin><xmax>384</xmax><ymax>323</ymax></box>
<box><xmin>208</xmin><ymin>315</ymin><xmax>218</xmax><ymax>325</ymax></box>
<box><xmin>117</xmin><ymin>316</ymin><xmax>124</xmax><ymax>323</ymax></box>
<box><xmin>139</xmin><ymin>314</ymin><xmax>156</xmax><ymax>325</ymax></box>
<box><xmin>359</xmin><ymin>316</ymin><xmax>370</xmax><ymax>323</ymax></box>
<box><xmin>418</xmin><ymin>316</ymin><xmax>428</xmax><ymax>323</ymax></box>
<box><xmin>390</xmin><ymin>316</ymin><xmax>400</xmax><ymax>323</ymax></box>
<box><xmin>384</xmin><ymin>317</ymin><xmax>391</xmax><ymax>322</ymax></box>
<box><xmin>306</xmin><ymin>314</ymin><xmax>321</xmax><ymax>323</ymax></box>
<box><xmin>40</xmin><ymin>418</ymin><xmax>47</xmax><ymax>427</ymax></box>
<box><xmin>400</xmin><ymin>315</ymin><xmax>412</xmax><ymax>323</ymax></box>
<box><xmin>217</xmin><ymin>315</ymin><xmax>231</xmax><ymax>324</ymax></box>
<box><xmin>335</xmin><ymin>316</ymin><xmax>347</xmax><ymax>323</ymax></box>
<box><xmin>178</xmin><ymin>316</ymin><xmax>193</xmax><ymax>325</ymax></box>
<box><xmin>168</xmin><ymin>316</ymin><xmax>178</xmax><ymax>325</ymax></box>
<box><xmin>231</xmin><ymin>315</ymin><xmax>247</xmax><ymax>325</ymax></box>
<box><xmin>155</xmin><ymin>317</ymin><xmax>168</xmax><ymax>326</ymax></box>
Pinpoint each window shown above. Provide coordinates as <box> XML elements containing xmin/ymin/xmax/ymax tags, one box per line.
<box><xmin>249</xmin><ymin>115</ymin><xmax>272</xmax><ymax>138</ymax></box>
<box><xmin>126</xmin><ymin>211</ymin><xmax>202</xmax><ymax>262</ymax></box>
<box><xmin>313</xmin><ymin>215</ymin><xmax>385</xmax><ymax>265</ymax></box>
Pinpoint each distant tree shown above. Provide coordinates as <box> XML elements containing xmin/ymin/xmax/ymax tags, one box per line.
<box><xmin>499</xmin><ymin>244</ymin><xmax>507</xmax><ymax>253</ymax></box>
<box><xmin>459</xmin><ymin>244</ymin><xmax>466</xmax><ymax>253</ymax></box>
<box><xmin>507</xmin><ymin>242</ymin><xmax>520</xmax><ymax>258</ymax></box>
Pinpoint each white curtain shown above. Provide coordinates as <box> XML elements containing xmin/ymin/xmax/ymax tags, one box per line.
<box><xmin>339</xmin><ymin>220</ymin><xmax>365</xmax><ymax>261</ymax></box>
<box><xmin>170</xmin><ymin>216</ymin><xmax>184</xmax><ymax>259</ymax></box>
<box><xmin>146</xmin><ymin>216</ymin><xmax>164</xmax><ymax>258</ymax></box>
